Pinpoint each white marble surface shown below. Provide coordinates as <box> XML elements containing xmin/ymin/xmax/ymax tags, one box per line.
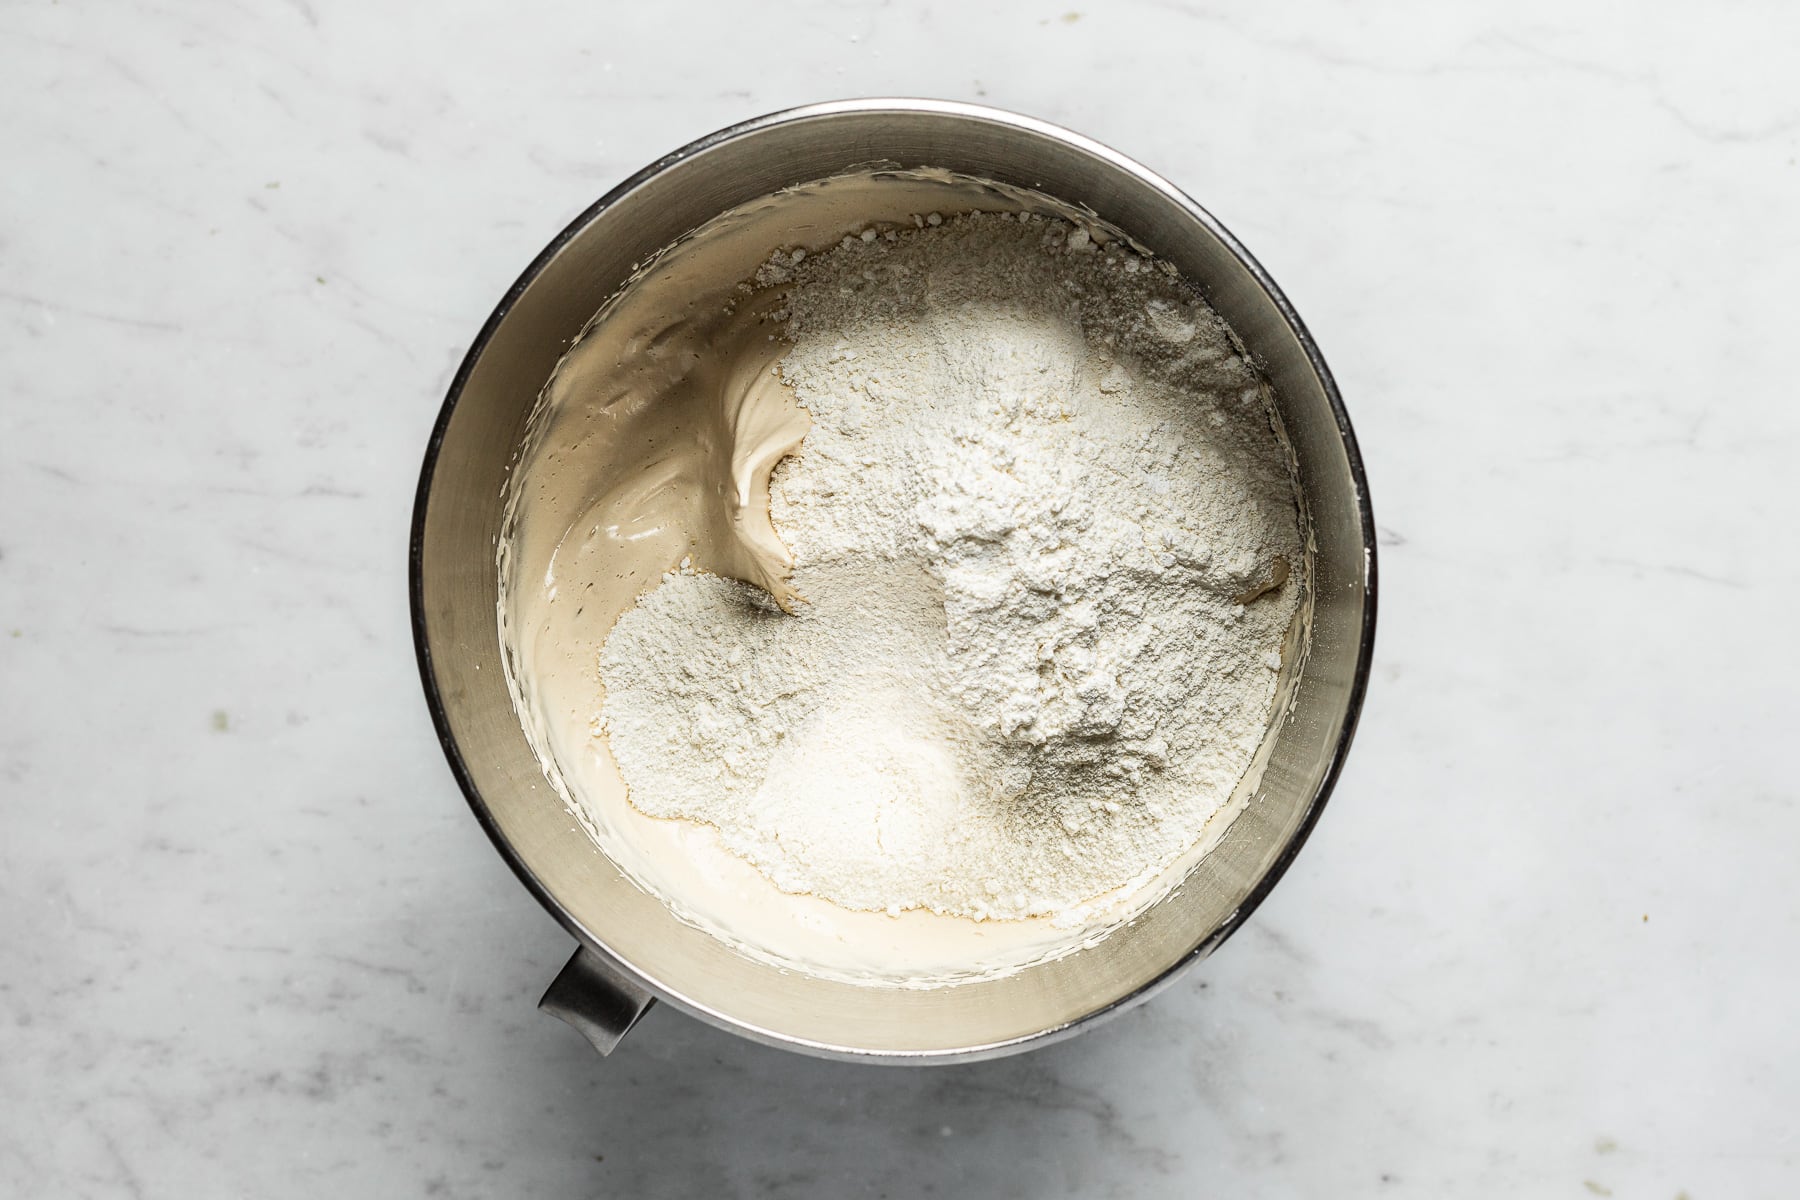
<box><xmin>3</xmin><ymin>1</ymin><xmax>1795</xmax><ymax>1195</ymax></box>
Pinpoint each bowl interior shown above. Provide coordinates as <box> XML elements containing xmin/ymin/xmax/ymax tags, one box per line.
<box><xmin>413</xmin><ymin>101</ymin><xmax>1373</xmax><ymax>1060</ymax></box>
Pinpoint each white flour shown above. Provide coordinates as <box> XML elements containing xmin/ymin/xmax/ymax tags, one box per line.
<box><xmin>598</xmin><ymin>212</ymin><xmax>1303</xmax><ymax>923</ymax></box>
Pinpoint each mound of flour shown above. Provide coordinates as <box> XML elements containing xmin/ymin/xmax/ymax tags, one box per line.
<box><xmin>597</xmin><ymin>212</ymin><xmax>1303</xmax><ymax>922</ymax></box>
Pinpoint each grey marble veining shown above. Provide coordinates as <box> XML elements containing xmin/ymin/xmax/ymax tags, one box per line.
<box><xmin>2</xmin><ymin>1</ymin><xmax>1795</xmax><ymax>1195</ymax></box>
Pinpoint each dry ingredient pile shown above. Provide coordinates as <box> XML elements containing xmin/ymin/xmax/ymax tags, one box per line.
<box><xmin>598</xmin><ymin>211</ymin><xmax>1303</xmax><ymax>925</ymax></box>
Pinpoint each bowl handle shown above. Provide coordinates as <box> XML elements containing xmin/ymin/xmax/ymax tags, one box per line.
<box><xmin>538</xmin><ymin>944</ymin><xmax>656</xmax><ymax>1056</ymax></box>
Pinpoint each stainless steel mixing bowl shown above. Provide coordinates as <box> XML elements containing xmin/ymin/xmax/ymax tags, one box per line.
<box><xmin>411</xmin><ymin>99</ymin><xmax>1376</xmax><ymax>1063</ymax></box>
